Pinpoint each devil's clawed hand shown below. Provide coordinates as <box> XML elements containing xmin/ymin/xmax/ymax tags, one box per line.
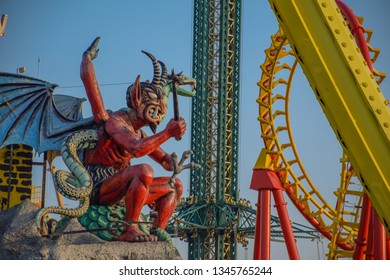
<box><xmin>168</xmin><ymin>150</ymin><xmax>201</xmax><ymax>189</ymax></box>
<box><xmin>85</xmin><ymin>36</ymin><xmax>100</xmax><ymax>60</ymax></box>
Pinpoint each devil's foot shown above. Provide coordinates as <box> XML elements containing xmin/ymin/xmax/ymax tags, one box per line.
<box><xmin>117</xmin><ymin>225</ymin><xmax>157</xmax><ymax>242</ymax></box>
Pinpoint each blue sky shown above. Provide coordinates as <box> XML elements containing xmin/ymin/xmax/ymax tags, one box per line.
<box><xmin>1</xmin><ymin>0</ymin><xmax>389</xmax><ymax>259</ymax></box>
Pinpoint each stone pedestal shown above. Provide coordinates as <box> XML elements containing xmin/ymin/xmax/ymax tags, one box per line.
<box><xmin>0</xmin><ymin>200</ymin><xmax>181</xmax><ymax>260</ymax></box>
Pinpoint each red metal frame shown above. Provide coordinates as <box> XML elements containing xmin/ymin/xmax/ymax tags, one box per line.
<box><xmin>336</xmin><ymin>0</ymin><xmax>373</xmax><ymax>72</ymax></box>
<box><xmin>251</xmin><ymin>168</ymin><xmax>300</xmax><ymax>260</ymax></box>
<box><xmin>336</xmin><ymin>0</ymin><xmax>390</xmax><ymax>259</ymax></box>
<box><xmin>353</xmin><ymin>194</ymin><xmax>371</xmax><ymax>259</ymax></box>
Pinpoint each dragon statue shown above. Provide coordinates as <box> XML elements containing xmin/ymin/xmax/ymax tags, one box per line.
<box><xmin>0</xmin><ymin>37</ymin><xmax>198</xmax><ymax>242</ymax></box>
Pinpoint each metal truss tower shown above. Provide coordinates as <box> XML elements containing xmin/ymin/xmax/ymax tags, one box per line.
<box><xmin>167</xmin><ymin>0</ymin><xmax>320</xmax><ymax>260</ymax></box>
<box><xmin>189</xmin><ymin>0</ymin><xmax>241</xmax><ymax>260</ymax></box>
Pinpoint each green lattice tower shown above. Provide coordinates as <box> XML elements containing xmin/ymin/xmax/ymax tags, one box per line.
<box><xmin>189</xmin><ymin>0</ymin><xmax>241</xmax><ymax>260</ymax></box>
<box><xmin>167</xmin><ymin>0</ymin><xmax>321</xmax><ymax>260</ymax></box>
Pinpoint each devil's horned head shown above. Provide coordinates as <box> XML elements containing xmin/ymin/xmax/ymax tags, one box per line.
<box><xmin>126</xmin><ymin>51</ymin><xmax>168</xmax><ymax>134</ymax></box>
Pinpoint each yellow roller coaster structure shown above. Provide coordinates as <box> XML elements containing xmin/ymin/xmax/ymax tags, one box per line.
<box><xmin>255</xmin><ymin>0</ymin><xmax>389</xmax><ymax>259</ymax></box>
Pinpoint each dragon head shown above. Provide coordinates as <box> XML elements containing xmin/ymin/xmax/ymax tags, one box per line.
<box><xmin>160</xmin><ymin>71</ymin><xmax>196</xmax><ymax>118</ymax></box>
<box><xmin>164</xmin><ymin>71</ymin><xmax>196</xmax><ymax>98</ymax></box>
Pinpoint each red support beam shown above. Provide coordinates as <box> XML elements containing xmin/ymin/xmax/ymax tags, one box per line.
<box><xmin>250</xmin><ymin>167</ymin><xmax>299</xmax><ymax>260</ymax></box>
<box><xmin>365</xmin><ymin>210</ymin><xmax>375</xmax><ymax>260</ymax></box>
<box><xmin>353</xmin><ymin>194</ymin><xmax>371</xmax><ymax>259</ymax></box>
<box><xmin>259</xmin><ymin>189</ymin><xmax>271</xmax><ymax>260</ymax></box>
<box><xmin>273</xmin><ymin>188</ymin><xmax>300</xmax><ymax>260</ymax></box>
<box><xmin>253</xmin><ymin>191</ymin><xmax>262</xmax><ymax>260</ymax></box>
<box><xmin>373</xmin><ymin>210</ymin><xmax>386</xmax><ymax>260</ymax></box>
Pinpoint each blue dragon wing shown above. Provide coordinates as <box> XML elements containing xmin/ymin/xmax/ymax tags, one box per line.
<box><xmin>0</xmin><ymin>72</ymin><xmax>94</xmax><ymax>153</ymax></box>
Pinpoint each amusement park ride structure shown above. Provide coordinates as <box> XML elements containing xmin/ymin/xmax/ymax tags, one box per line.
<box><xmin>173</xmin><ymin>0</ymin><xmax>390</xmax><ymax>260</ymax></box>
<box><xmin>1</xmin><ymin>0</ymin><xmax>389</xmax><ymax>260</ymax></box>
<box><xmin>170</xmin><ymin>0</ymin><xmax>319</xmax><ymax>260</ymax></box>
<box><xmin>251</xmin><ymin>0</ymin><xmax>390</xmax><ymax>260</ymax></box>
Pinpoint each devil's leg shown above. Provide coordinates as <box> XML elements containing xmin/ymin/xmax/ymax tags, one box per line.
<box><xmin>97</xmin><ymin>163</ymin><xmax>157</xmax><ymax>242</ymax></box>
<box><xmin>146</xmin><ymin>177</ymin><xmax>183</xmax><ymax>230</ymax></box>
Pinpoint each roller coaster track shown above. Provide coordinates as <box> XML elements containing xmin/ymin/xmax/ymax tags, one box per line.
<box><xmin>258</xmin><ymin>0</ymin><xmax>389</xmax><ymax>255</ymax></box>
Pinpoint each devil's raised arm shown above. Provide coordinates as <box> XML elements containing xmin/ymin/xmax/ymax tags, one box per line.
<box><xmin>80</xmin><ymin>37</ymin><xmax>109</xmax><ymax>124</ymax></box>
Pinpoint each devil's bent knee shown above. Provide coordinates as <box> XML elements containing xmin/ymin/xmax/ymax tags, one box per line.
<box><xmin>174</xmin><ymin>178</ymin><xmax>183</xmax><ymax>198</ymax></box>
<box><xmin>136</xmin><ymin>164</ymin><xmax>154</xmax><ymax>185</ymax></box>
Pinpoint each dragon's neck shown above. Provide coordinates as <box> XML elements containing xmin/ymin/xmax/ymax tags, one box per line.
<box><xmin>162</xmin><ymin>83</ymin><xmax>173</xmax><ymax>96</ymax></box>
<box><xmin>161</xmin><ymin>83</ymin><xmax>173</xmax><ymax>106</ymax></box>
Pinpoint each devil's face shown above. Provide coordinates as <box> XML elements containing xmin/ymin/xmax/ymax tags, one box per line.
<box><xmin>127</xmin><ymin>79</ymin><xmax>167</xmax><ymax>133</ymax></box>
<box><xmin>138</xmin><ymin>85</ymin><xmax>167</xmax><ymax>133</ymax></box>
<box><xmin>126</xmin><ymin>51</ymin><xmax>169</xmax><ymax>133</ymax></box>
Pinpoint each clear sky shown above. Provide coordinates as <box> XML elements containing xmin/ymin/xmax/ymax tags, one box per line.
<box><xmin>1</xmin><ymin>0</ymin><xmax>389</xmax><ymax>260</ymax></box>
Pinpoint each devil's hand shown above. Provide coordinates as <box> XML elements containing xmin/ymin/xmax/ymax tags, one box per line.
<box><xmin>166</xmin><ymin>118</ymin><xmax>186</xmax><ymax>139</ymax></box>
<box><xmin>84</xmin><ymin>36</ymin><xmax>100</xmax><ymax>60</ymax></box>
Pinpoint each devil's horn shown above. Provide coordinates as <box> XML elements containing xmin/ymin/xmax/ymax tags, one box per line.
<box><xmin>142</xmin><ymin>50</ymin><xmax>161</xmax><ymax>87</ymax></box>
<box><xmin>159</xmin><ymin>60</ymin><xmax>168</xmax><ymax>87</ymax></box>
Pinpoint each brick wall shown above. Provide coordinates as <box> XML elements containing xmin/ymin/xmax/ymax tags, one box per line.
<box><xmin>0</xmin><ymin>144</ymin><xmax>33</xmax><ymax>210</ymax></box>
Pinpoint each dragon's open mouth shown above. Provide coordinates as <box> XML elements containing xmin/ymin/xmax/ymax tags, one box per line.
<box><xmin>177</xmin><ymin>80</ymin><xmax>196</xmax><ymax>97</ymax></box>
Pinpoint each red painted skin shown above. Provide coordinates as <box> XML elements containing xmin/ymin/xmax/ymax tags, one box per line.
<box><xmin>80</xmin><ymin>38</ymin><xmax>185</xmax><ymax>242</ymax></box>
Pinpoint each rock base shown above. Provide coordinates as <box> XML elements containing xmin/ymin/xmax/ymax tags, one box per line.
<box><xmin>0</xmin><ymin>200</ymin><xmax>181</xmax><ymax>260</ymax></box>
